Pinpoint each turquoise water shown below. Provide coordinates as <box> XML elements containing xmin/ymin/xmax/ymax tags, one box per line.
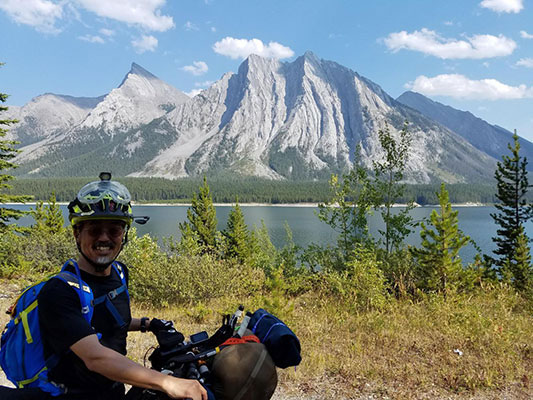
<box><xmin>7</xmin><ymin>204</ymin><xmax>529</xmax><ymax>263</ymax></box>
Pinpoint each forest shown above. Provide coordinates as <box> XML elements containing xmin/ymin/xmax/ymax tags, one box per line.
<box><xmin>4</xmin><ymin>176</ymin><xmax>515</xmax><ymax>205</ymax></box>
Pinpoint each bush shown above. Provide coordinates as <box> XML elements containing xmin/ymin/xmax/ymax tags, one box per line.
<box><xmin>0</xmin><ymin>228</ymin><xmax>76</xmax><ymax>278</ymax></box>
<box><xmin>314</xmin><ymin>245</ymin><xmax>389</xmax><ymax>311</ymax></box>
<box><xmin>122</xmin><ymin>230</ymin><xmax>266</xmax><ymax>306</ymax></box>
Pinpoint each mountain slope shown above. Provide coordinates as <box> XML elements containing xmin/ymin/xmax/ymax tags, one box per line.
<box><xmin>4</xmin><ymin>93</ymin><xmax>104</xmax><ymax>145</ymax></box>
<box><xmin>14</xmin><ymin>63</ymin><xmax>190</xmax><ymax>174</ymax></box>
<box><xmin>12</xmin><ymin>55</ymin><xmax>497</xmax><ymax>183</ymax></box>
<box><xmin>131</xmin><ymin>52</ymin><xmax>496</xmax><ymax>183</ymax></box>
<box><xmin>397</xmin><ymin>91</ymin><xmax>533</xmax><ymax>169</ymax></box>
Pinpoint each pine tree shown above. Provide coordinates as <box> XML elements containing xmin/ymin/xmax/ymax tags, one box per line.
<box><xmin>223</xmin><ymin>200</ymin><xmax>250</xmax><ymax>262</ymax></box>
<box><xmin>412</xmin><ymin>183</ymin><xmax>470</xmax><ymax>293</ymax></box>
<box><xmin>31</xmin><ymin>193</ymin><xmax>65</xmax><ymax>234</ymax></box>
<box><xmin>504</xmin><ymin>226</ymin><xmax>532</xmax><ymax>291</ymax></box>
<box><xmin>372</xmin><ymin>122</ymin><xmax>415</xmax><ymax>254</ymax></box>
<box><xmin>490</xmin><ymin>131</ymin><xmax>533</xmax><ymax>277</ymax></box>
<box><xmin>179</xmin><ymin>177</ymin><xmax>218</xmax><ymax>251</ymax></box>
<box><xmin>0</xmin><ymin>64</ymin><xmax>32</xmax><ymax>231</ymax></box>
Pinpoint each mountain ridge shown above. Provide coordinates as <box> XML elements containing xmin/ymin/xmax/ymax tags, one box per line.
<box><xmin>397</xmin><ymin>90</ymin><xmax>533</xmax><ymax>170</ymax></box>
<box><xmin>6</xmin><ymin>55</ymin><xmax>511</xmax><ymax>183</ymax></box>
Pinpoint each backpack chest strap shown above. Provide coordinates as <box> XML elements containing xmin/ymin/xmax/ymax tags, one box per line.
<box><xmin>93</xmin><ymin>283</ymin><xmax>128</xmax><ymax>329</ymax></box>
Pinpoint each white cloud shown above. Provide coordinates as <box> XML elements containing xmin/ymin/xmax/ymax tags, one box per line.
<box><xmin>78</xmin><ymin>34</ymin><xmax>105</xmax><ymax>43</ymax></box>
<box><xmin>443</xmin><ymin>21</ymin><xmax>454</xmax><ymax>26</ymax></box>
<box><xmin>184</xmin><ymin>21</ymin><xmax>198</xmax><ymax>31</ymax></box>
<box><xmin>480</xmin><ymin>0</ymin><xmax>523</xmax><ymax>13</ymax></box>
<box><xmin>181</xmin><ymin>61</ymin><xmax>208</xmax><ymax>76</ymax></box>
<box><xmin>185</xmin><ymin>89</ymin><xmax>203</xmax><ymax>97</ymax></box>
<box><xmin>384</xmin><ymin>29</ymin><xmax>516</xmax><ymax>59</ymax></box>
<box><xmin>0</xmin><ymin>0</ymin><xmax>173</xmax><ymax>33</ymax></box>
<box><xmin>76</xmin><ymin>0</ymin><xmax>174</xmax><ymax>31</ymax></box>
<box><xmin>210</xmin><ymin>26</ymin><xmax>216</xmax><ymax>32</ymax></box>
<box><xmin>194</xmin><ymin>80</ymin><xmax>214</xmax><ymax>87</ymax></box>
<box><xmin>516</xmin><ymin>58</ymin><xmax>533</xmax><ymax>68</ymax></box>
<box><xmin>99</xmin><ymin>28</ymin><xmax>115</xmax><ymax>36</ymax></box>
<box><xmin>520</xmin><ymin>30</ymin><xmax>533</xmax><ymax>39</ymax></box>
<box><xmin>131</xmin><ymin>35</ymin><xmax>158</xmax><ymax>53</ymax></box>
<box><xmin>213</xmin><ymin>37</ymin><xmax>294</xmax><ymax>59</ymax></box>
<box><xmin>406</xmin><ymin>74</ymin><xmax>533</xmax><ymax>100</ymax></box>
<box><xmin>0</xmin><ymin>0</ymin><xmax>63</xmax><ymax>33</ymax></box>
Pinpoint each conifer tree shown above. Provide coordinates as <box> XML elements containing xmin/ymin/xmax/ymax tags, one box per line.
<box><xmin>503</xmin><ymin>226</ymin><xmax>533</xmax><ymax>291</ymax></box>
<box><xmin>412</xmin><ymin>183</ymin><xmax>470</xmax><ymax>293</ymax></box>
<box><xmin>179</xmin><ymin>177</ymin><xmax>218</xmax><ymax>251</ymax></box>
<box><xmin>223</xmin><ymin>200</ymin><xmax>250</xmax><ymax>262</ymax></box>
<box><xmin>490</xmin><ymin>131</ymin><xmax>533</xmax><ymax>277</ymax></box>
<box><xmin>0</xmin><ymin>64</ymin><xmax>31</xmax><ymax>231</ymax></box>
<box><xmin>31</xmin><ymin>193</ymin><xmax>65</xmax><ymax>234</ymax></box>
<box><xmin>372</xmin><ymin>122</ymin><xmax>415</xmax><ymax>254</ymax></box>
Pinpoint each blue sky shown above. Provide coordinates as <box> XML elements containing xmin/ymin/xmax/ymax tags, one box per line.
<box><xmin>1</xmin><ymin>0</ymin><xmax>532</xmax><ymax>140</ymax></box>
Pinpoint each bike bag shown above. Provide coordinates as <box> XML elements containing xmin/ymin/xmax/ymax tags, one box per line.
<box><xmin>248</xmin><ymin>309</ymin><xmax>301</xmax><ymax>368</ymax></box>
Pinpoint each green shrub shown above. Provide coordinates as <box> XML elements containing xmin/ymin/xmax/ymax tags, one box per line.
<box><xmin>379</xmin><ymin>247</ymin><xmax>417</xmax><ymax>298</ymax></box>
<box><xmin>0</xmin><ymin>228</ymin><xmax>76</xmax><ymax>278</ymax></box>
<box><xmin>122</xmin><ymin>230</ymin><xmax>266</xmax><ymax>306</ymax></box>
<box><xmin>315</xmin><ymin>245</ymin><xmax>389</xmax><ymax>311</ymax></box>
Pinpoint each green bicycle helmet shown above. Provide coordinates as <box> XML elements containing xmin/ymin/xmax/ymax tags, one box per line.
<box><xmin>68</xmin><ymin>172</ymin><xmax>149</xmax><ymax>227</ymax></box>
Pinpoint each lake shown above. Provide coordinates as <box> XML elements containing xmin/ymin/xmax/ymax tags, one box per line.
<box><xmin>6</xmin><ymin>204</ymin><xmax>530</xmax><ymax>263</ymax></box>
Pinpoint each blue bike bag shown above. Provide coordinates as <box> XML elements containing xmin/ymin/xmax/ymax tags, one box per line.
<box><xmin>248</xmin><ymin>309</ymin><xmax>301</xmax><ymax>369</ymax></box>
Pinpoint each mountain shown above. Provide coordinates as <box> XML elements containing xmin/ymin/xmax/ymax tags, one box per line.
<box><xmin>74</xmin><ymin>63</ymin><xmax>189</xmax><ymax>136</ymax></box>
<box><xmin>14</xmin><ymin>63</ymin><xmax>190</xmax><ymax>175</ymax></box>
<box><xmin>11</xmin><ymin>54</ymin><xmax>497</xmax><ymax>183</ymax></box>
<box><xmin>3</xmin><ymin>93</ymin><xmax>104</xmax><ymax>145</ymax></box>
<box><xmin>129</xmin><ymin>52</ymin><xmax>495</xmax><ymax>183</ymax></box>
<box><xmin>397</xmin><ymin>91</ymin><xmax>533</xmax><ymax>169</ymax></box>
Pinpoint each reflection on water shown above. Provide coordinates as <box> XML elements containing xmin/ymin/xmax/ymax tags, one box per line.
<box><xmin>7</xmin><ymin>204</ymin><xmax>528</xmax><ymax>263</ymax></box>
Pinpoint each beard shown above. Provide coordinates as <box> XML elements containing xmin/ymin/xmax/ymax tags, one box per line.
<box><xmin>91</xmin><ymin>241</ymin><xmax>118</xmax><ymax>270</ymax></box>
<box><xmin>92</xmin><ymin>255</ymin><xmax>115</xmax><ymax>270</ymax></box>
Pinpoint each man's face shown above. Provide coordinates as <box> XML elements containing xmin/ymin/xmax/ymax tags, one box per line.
<box><xmin>75</xmin><ymin>220</ymin><xmax>126</xmax><ymax>266</ymax></box>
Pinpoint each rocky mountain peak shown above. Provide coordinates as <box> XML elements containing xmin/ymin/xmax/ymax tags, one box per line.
<box><xmin>302</xmin><ymin>50</ymin><xmax>320</xmax><ymax>63</ymax></box>
<box><xmin>119</xmin><ymin>62</ymin><xmax>158</xmax><ymax>88</ymax></box>
<box><xmin>239</xmin><ymin>54</ymin><xmax>281</xmax><ymax>75</ymax></box>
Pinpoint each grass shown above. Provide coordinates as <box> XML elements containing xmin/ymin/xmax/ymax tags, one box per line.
<box><xmin>1</xmin><ymin>274</ymin><xmax>532</xmax><ymax>399</ymax></box>
<box><xmin>118</xmin><ymin>286</ymin><xmax>533</xmax><ymax>399</ymax></box>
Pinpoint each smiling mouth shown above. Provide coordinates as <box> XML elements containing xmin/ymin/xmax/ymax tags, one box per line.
<box><xmin>94</xmin><ymin>242</ymin><xmax>115</xmax><ymax>252</ymax></box>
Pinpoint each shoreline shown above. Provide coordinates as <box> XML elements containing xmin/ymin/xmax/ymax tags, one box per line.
<box><xmin>4</xmin><ymin>202</ymin><xmax>490</xmax><ymax>207</ymax></box>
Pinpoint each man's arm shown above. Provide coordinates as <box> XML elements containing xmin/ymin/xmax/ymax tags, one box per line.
<box><xmin>71</xmin><ymin>334</ymin><xmax>207</xmax><ymax>400</ymax></box>
<box><xmin>129</xmin><ymin>317</ymin><xmax>150</xmax><ymax>332</ymax></box>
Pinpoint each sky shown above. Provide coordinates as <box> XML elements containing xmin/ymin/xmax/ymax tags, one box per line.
<box><xmin>1</xmin><ymin>0</ymin><xmax>532</xmax><ymax>140</ymax></box>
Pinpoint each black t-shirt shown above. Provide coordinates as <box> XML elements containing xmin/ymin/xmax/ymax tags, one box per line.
<box><xmin>38</xmin><ymin>261</ymin><xmax>132</xmax><ymax>395</ymax></box>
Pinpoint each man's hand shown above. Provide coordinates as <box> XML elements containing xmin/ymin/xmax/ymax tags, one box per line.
<box><xmin>161</xmin><ymin>376</ymin><xmax>207</xmax><ymax>400</ymax></box>
<box><xmin>148</xmin><ymin>318</ymin><xmax>175</xmax><ymax>333</ymax></box>
<box><xmin>71</xmin><ymin>335</ymin><xmax>206</xmax><ymax>399</ymax></box>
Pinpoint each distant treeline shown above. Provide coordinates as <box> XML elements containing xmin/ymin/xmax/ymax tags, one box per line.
<box><xmin>3</xmin><ymin>176</ymin><xmax>525</xmax><ymax>205</ymax></box>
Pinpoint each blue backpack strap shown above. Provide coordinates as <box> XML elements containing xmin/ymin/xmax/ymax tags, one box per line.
<box><xmin>92</xmin><ymin>262</ymin><xmax>129</xmax><ymax>329</ymax></box>
<box><xmin>55</xmin><ymin>259</ymin><xmax>94</xmax><ymax>324</ymax></box>
<box><xmin>112</xmin><ymin>261</ymin><xmax>129</xmax><ymax>299</ymax></box>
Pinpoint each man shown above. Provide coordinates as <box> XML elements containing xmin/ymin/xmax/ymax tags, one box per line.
<box><xmin>1</xmin><ymin>173</ymin><xmax>207</xmax><ymax>400</ymax></box>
